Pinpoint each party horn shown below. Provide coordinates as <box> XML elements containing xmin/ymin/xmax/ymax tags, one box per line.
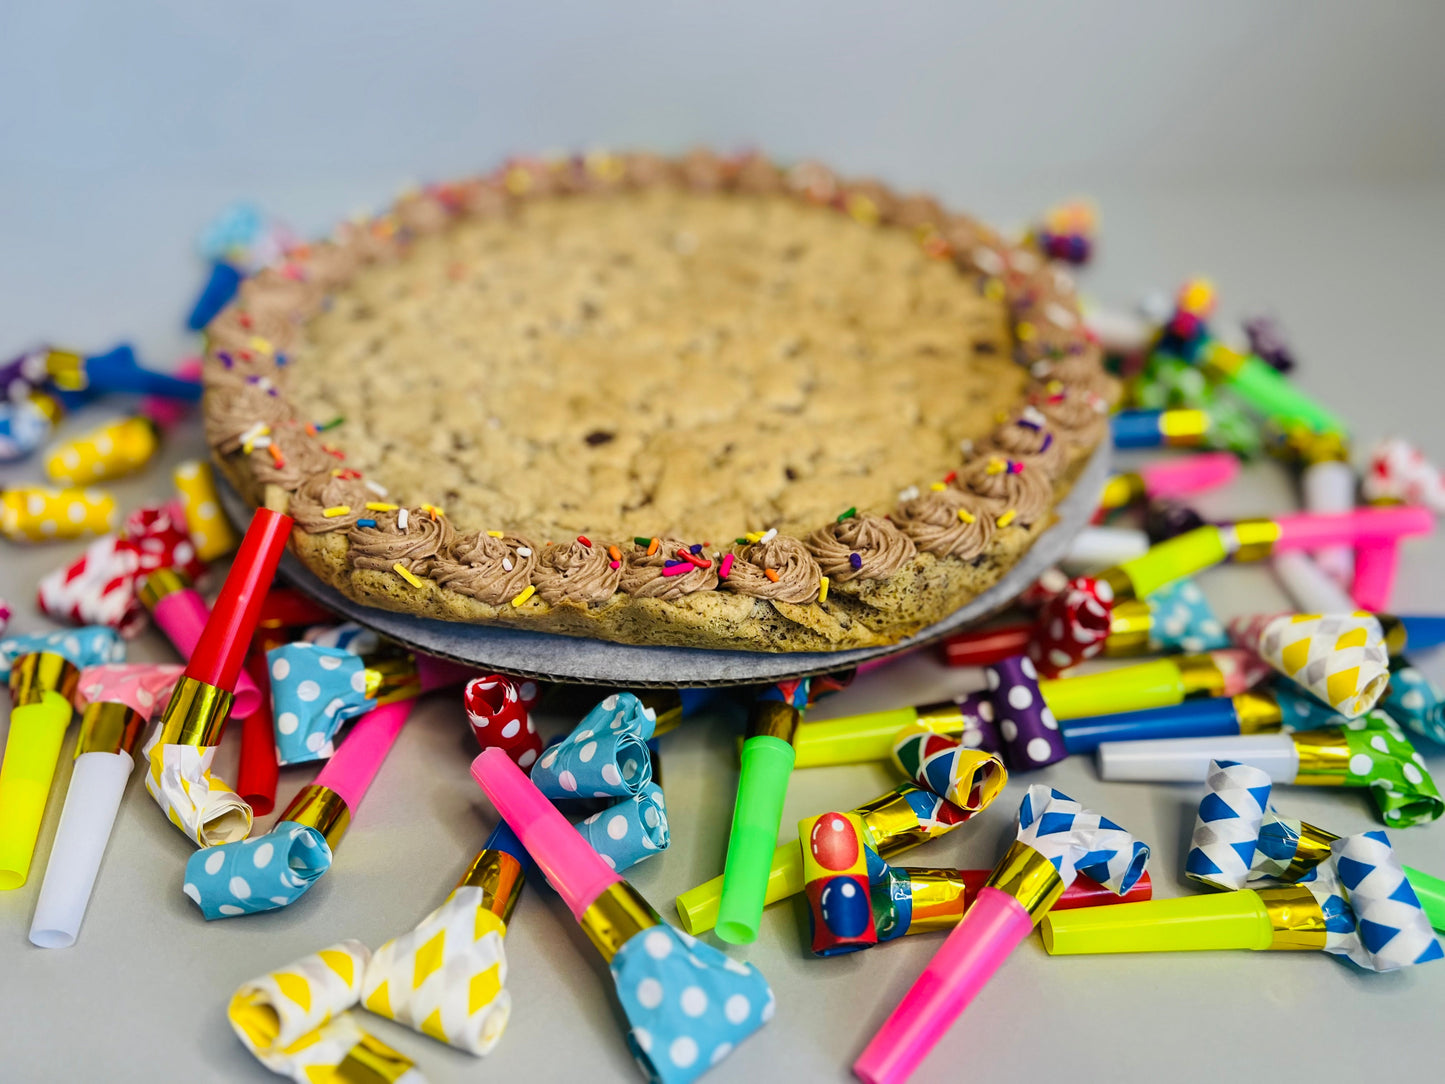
<box><xmin>792</xmin><ymin>649</ymin><xmax>1267</xmax><ymax>768</ymax></box>
<box><xmin>138</xmin><ymin>567</ymin><xmax>263</xmax><ymax>718</ymax></box>
<box><xmin>677</xmin><ymin>782</ymin><xmax>980</xmax><ymax>935</ymax></box>
<box><xmin>45</xmin><ymin>343</ymin><xmax>203</xmax><ymax>401</ymax></box>
<box><xmin>0</xmin><ymin>485</ymin><xmax>117</xmax><ymax>543</ymax></box>
<box><xmin>1059</xmin><ymin>689</ymin><xmax>1286</xmax><ymax>753</ymax></box>
<box><xmin>1293</xmin><ymin>436</ymin><xmax>1355</xmax><ymax>587</ymax></box>
<box><xmin>716</xmin><ymin>679</ymin><xmax>810</xmax><ymax>944</ymax></box>
<box><xmin>228</xmin><ymin>941</ymin><xmax>421</xmax><ymax>1083</ymax></box>
<box><xmin>1097</xmin><ymin>712</ymin><xmax>1443</xmax><ymax>826</ymax></box>
<box><xmin>472</xmin><ymin>746</ymin><xmax>774</xmax><ymax>1084</ymax></box>
<box><xmin>29</xmin><ymin>664</ymin><xmax>181</xmax><ymax>946</ymax></box>
<box><xmin>1228</xmin><ymin>612</ymin><xmax>1389</xmax><ymax>718</ymax></box>
<box><xmin>854</xmin><ymin>786</ymin><xmax>1148</xmax><ymax>1084</ymax></box>
<box><xmin>465</xmin><ymin>674</ymin><xmax>545</xmax><ymax>769</ymax></box>
<box><xmin>44</xmin><ymin>415</ymin><xmax>161</xmax><ymax>485</ymax></box>
<box><xmin>1196</xmin><ymin>339</ymin><xmax>1348</xmax><ymax>436</ymax></box>
<box><xmin>1097</xmin><ymin>451</ymin><xmax>1239</xmax><ymax>511</ymax></box>
<box><xmin>238</xmin><ymin>647</ymin><xmax>280</xmax><ymax>815</ymax></box>
<box><xmin>173</xmin><ymin>459</ymin><xmax>240</xmax><ymax>562</ymax></box>
<box><xmin>269</xmin><ymin>641</ymin><xmax>471</xmax><ymax>765</ymax></box>
<box><xmin>1045</xmin><ymin>832</ymin><xmax>1440</xmax><ymax>970</ymax></box>
<box><xmin>1060</xmin><ymin>526</ymin><xmax>1148</xmax><ymax>571</ymax></box>
<box><xmin>183</xmin><ymin>698</ymin><xmax>415</xmax><ymax>919</ymax></box>
<box><xmin>145</xmin><ymin>507</ymin><xmax>291</xmax><ymax>846</ymax></box>
<box><xmin>1352</xmin><ymin>541</ymin><xmax>1399</xmax><ymax>612</ymax></box>
<box><xmin>0</xmin><ymin>626</ymin><xmax>123</xmax><ymax>889</ymax></box>
<box><xmin>944</xmin><ymin>577</ymin><xmax>1227</xmax><ymax>666</ymax></box>
<box><xmin>256</xmin><ymin>587</ymin><xmax>338</xmax><ymax>632</ymax></box>
<box><xmin>360</xmin><ymin>822</ymin><xmax>528</xmax><ymax>1054</ymax></box>
<box><xmin>798</xmin><ymin>812</ymin><xmax>877</xmax><ymax>955</ymax></box>
<box><xmin>187</xmin><ymin>261</ymin><xmax>244</xmax><ymax>330</ymax></box>
<box><xmin>871</xmin><ymin>866</ymin><xmax>1153</xmax><ymax>943</ymax></box>
<box><xmin>1182</xmin><ymin>758</ymin><xmax>1445</xmax><ymax>928</ymax></box>
<box><xmin>0</xmin><ymin>388</ymin><xmax>63</xmax><ymax>462</ymax></box>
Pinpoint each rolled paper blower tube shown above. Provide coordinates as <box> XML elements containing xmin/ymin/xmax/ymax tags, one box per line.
<box><xmin>716</xmin><ymin>735</ymin><xmax>797</xmax><ymax>943</ymax></box>
<box><xmin>1096</xmin><ymin>732</ymin><xmax>1299</xmax><ymax>783</ymax></box>
<box><xmin>312</xmin><ymin>701</ymin><xmax>414</xmax><ymax>811</ymax></box>
<box><xmin>0</xmin><ymin>691</ymin><xmax>74</xmax><ymax>889</ymax></box>
<box><xmin>236</xmin><ymin>651</ymin><xmax>278</xmax><ymax>815</ymax></box>
<box><xmin>1061</xmin><ymin>527</ymin><xmax>1149</xmax><ymax>572</ymax></box>
<box><xmin>29</xmin><ymin>751</ymin><xmax>132</xmax><ymax>947</ymax></box>
<box><xmin>1061</xmin><ymin>698</ymin><xmax>1248</xmax><ymax>754</ymax></box>
<box><xmin>1405</xmin><ymin>867</ymin><xmax>1445</xmax><ymax>931</ymax></box>
<box><xmin>143</xmin><ymin>574</ymin><xmax>262</xmax><ymax>717</ymax></box>
<box><xmin>853</xmin><ymin>888</ymin><xmax>1035</xmax><ymax>1084</ymax></box>
<box><xmin>1271</xmin><ymin>506</ymin><xmax>1432</xmax><ymax>549</ymax></box>
<box><xmin>940</xmin><ymin>623</ymin><xmax>1033</xmax><ymax>668</ymax></box>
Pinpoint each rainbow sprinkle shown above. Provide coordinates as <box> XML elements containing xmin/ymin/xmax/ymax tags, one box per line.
<box><xmin>267</xmin><ymin>444</ymin><xmax>286</xmax><ymax>468</ymax></box>
<box><xmin>577</xmin><ymin>535</ymin><xmax>592</xmax><ymax>548</ymax></box>
<box><xmin>837</xmin><ymin>507</ymin><xmax>856</xmax><ymax>522</ymax></box>
<box><xmin>719</xmin><ymin>553</ymin><xmax>735</xmax><ymax>579</ymax></box>
<box><xmin>322</xmin><ymin>506</ymin><xmax>352</xmax><ymax>518</ymax></box>
<box><xmin>397</xmin><ymin>508</ymin><xmax>409</xmax><ymax>530</ymax></box>
<box><xmin>356</xmin><ymin>518</ymin><xmax>377</xmax><ymax>528</ymax></box>
<box><xmin>511</xmin><ymin>585</ymin><xmax>536</xmax><ymax>607</ymax></box>
<box><xmin>818</xmin><ymin>575</ymin><xmax>829</xmax><ymax>603</ymax></box>
<box><xmin>957</xmin><ymin>508</ymin><xmax>977</xmax><ymax>524</ymax></box>
<box><xmin>365</xmin><ymin>502</ymin><xmax>397</xmax><ymax>512</ymax></box>
<box><xmin>764</xmin><ymin>568</ymin><xmax>780</xmax><ymax>583</ymax></box>
<box><xmin>646</xmin><ymin>537</ymin><xmax>659</xmax><ymax>556</ymax></box>
<box><xmin>997</xmin><ymin>510</ymin><xmax>1017</xmax><ymax>528</ymax></box>
<box><xmin>393</xmin><ymin>563</ymin><xmax>424</xmax><ymax>588</ymax></box>
<box><xmin>849</xmin><ymin>553</ymin><xmax>863</xmax><ymax>570</ymax></box>
<box><xmin>661</xmin><ymin>562</ymin><xmax>691</xmax><ymax>578</ymax></box>
<box><xmin>487</xmin><ymin>530</ymin><xmax>503</xmax><ymax>538</ymax></box>
<box><xmin>319</xmin><ymin>416</ymin><xmax>345</xmax><ymax>431</ymax></box>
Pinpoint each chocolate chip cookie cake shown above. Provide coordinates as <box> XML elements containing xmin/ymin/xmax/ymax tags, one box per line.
<box><xmin>203</xmin><ymin>150</ymin><xmax>1115</xmax><ymax>652</ymax></box>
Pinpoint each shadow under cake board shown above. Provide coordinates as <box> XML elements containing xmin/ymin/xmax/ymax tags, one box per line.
<box><xmin>218</xmin><ymin>441</ymin><xmax>1108</xmax><ymax>687</ymax></box>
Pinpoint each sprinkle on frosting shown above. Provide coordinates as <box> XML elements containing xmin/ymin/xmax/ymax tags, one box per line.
<box><xmin>893</xmin><ymin>487</ymin><xmax>997</xmax><ymax>560</ymax></box>
<box><xmin>723</xmin><ymin>535</ymin><xmax>823</xmax><ymax>604</ymax></box>
<box><xmin>432</xmin><ymin>531</ymin><xmax>538</xmax><ymax>607</ymax></box>
<box><xmin>348</xmin><ymin>507</ymin><xmax>455</xmax><ymax>576</ymax></box>
<box><xmin>805</xmin><ymin>513</ymin><xmax>916</xmax><ymax>583</ymax></box>
<box><xmin>533</xmin><ymin>538</ymin><xmax>624</xmax><ymax>606</ymax></box>
<box><xmin>621</xmin><ymin>536</ymin><xmax>720</xmax><ymax>600</ymax></box>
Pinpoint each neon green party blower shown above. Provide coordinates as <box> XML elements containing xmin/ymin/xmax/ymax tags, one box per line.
<box><xmin>715</xmin><ymin>678</ymin><xmax>811</xmax><ymax>944</ymax></box>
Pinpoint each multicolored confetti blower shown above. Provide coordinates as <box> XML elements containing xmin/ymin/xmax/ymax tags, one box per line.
<box><xmin>472</xmin><ymin>746</ymin><xmax>774</xmax><ymax>1084</ymax></box>
<box><xmin>0</xmin><ymin>626</ymin><xmax>124</xmax><ymax>889</ymax></box>
<box><xmin>675</xmin><ymin>781</ymin><xmax>989</xmax><ymax>936</ymax></box>
<box><xmin>1097</xmin><ymin>711</ymin><xmax>1442</xmax><ymax>826</ymax></box>
<box><xmin>1043</xmin><ymin>761</ymin><xmax>1442</xmax><ymax>969</ymax></box>
<box><xmin>791</xmin><ymin>649</ymin><xmax>1266</xmax><ymax>768</ymax></box>
<box><xmin>28</xmin><ymin>664</ymin><xmax>179</xmax><ymax>947</ymax></box>
<box><xmin>145</xmin><ymin>507</ymin><xmax>291</xmax><ymax>846</ymax></box>
<box><xmin>853</xmin><ymin>786</ymin><xmax>1147</xmax><ymax>1084</ymax></box>
<box><xmin>716</xmin><ymin>678</ymin><xmax>810</xmax><ymax>944</ymax></box>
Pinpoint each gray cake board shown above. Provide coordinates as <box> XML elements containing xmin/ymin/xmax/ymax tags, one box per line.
<box><xmin>219</xmin><ymin>441</ymin><xmax>1108</xmax><ymax>687</ymax></box>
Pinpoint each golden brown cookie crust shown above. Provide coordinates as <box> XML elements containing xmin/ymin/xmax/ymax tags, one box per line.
<box><xmin>204</xmin><ymin>151</ymin><xmax>1115</xmax><ymax>653</ymax></box>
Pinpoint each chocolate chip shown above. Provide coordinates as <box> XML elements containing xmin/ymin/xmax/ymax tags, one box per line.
<box><xmin>585</xmin><ymin>430</ymin><xmax>615</xmax><ymax>446</ymax></box>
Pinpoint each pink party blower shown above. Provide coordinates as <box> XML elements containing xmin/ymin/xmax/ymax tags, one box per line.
<box><xmin>854</xmin><ymin>786</ymin><xmax>1148</xmax><ymax>1084</ymax></box>
<box><xmin>138</xmin><ymin>567</ymin><xmax>262</xmax><ymax>718</ymax></box>
<box><xmin>1098</xmin><ymin>451</ymin><xmax>1239</xmax><ymax>511</ymax></box>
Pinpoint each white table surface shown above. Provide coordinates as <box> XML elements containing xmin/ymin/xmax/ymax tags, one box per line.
<box><xmin>2</xmin><ymin>179</ymin><xmax>1444</xmax><ymax>1084</ymax></box>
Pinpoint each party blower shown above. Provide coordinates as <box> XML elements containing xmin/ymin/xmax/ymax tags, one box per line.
<box><xmin>942</xmin><ymin>576</ymin><xmax>1228</xmax><ymax>666</ymax></box>
<box><xmin>472</xmin><ymin>747</ymin><xmax>774</xmax><ymax>1084</ymax></box>
<box><xmin>1178</xmin><ymin>758</ymin><xmax>1445</xmax><ymax>928</ymax></box>
<box><xmin>146</xmin><ymin>507</ymin><xmax>292</xmax><ymax>846</ymax></box>
<box><xmin>0</xmin><ymin>626</ymin><xmax>124</xmax><ymax>889</ymax></box>
<box><xmin>1097</xmin><ymin>710</ymin><xmax>1443</xmax><ymax>827</ymax></box>
<box><xmin>869</xmin><ymin>864</ymin><xmax>1152</xmax><ymax>945</ymax></box>
<box><xmin>791</xmin><ymin>648</ymin><xmax>1268</xmax><ymax>768</ymax></box>
<box><xmin>853</xmin><ymin>785</ymin><xmax>1148</xmax><ymax>1084</ymax></box>
<box><xmin>44</xmin><ymin>343</ymin><xmax>203</xmax><ymax>401</ymax></box>
<box><xmin>677</xmin><ymin>781</ymin><xmax>987</xmax><ymax>936</ymax></box>
<box><xmin>360</xmin><ymin>822</ymin><xmax>530</xmax><ymax>1055</ymax></box>
<box><xmin>716</xmin><ymin>678</ymin><xmax>810</xmax><ymax>944</ymax></box>
<box><xmin>183</xmin><ymin>699</ymin><xmax>415</xmax><ymax>919</ymax></box>
<box><xmin>138</xmin><ymin>567</ymin><xmax>263</xmax><ymax>718</ymax></box>
<box><xmin>1096</xmin><ymin>451</ymin><xmax>1239</xmax><ymax>511</ymax></box>
<box><xmin>1031</xmin><ymin>509</ymin><xmax>1434</xmax><ymax>675</ymax></box>
<box><xmin>1043</xmin><ymin>763</ymin><xmax>1440</xmax><ymax>969</ymax></box>
<box><xmin>29</xmin><ymin>664</ymin><xmax>181</xmax><ymax>947</ymax></box>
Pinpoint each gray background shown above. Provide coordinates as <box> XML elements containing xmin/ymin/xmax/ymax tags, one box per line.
<box><xmin>3</xmin><ymin>2</ymin><xmax>1444</xmax><ymax>1081</ymax></box>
